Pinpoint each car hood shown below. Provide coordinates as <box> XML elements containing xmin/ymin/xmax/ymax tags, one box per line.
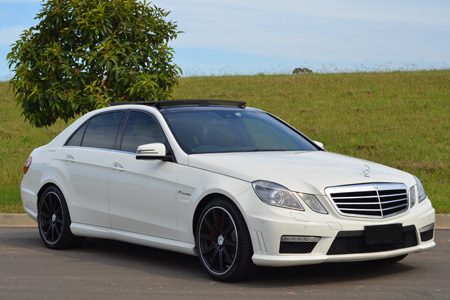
<box><xmin>188</xmin><ymin>151</ymin><xmax>414</xmax><ymax>195</ymax></box>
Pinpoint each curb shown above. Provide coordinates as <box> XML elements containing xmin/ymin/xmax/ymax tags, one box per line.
<box><xmin>436</xmin><ymin>214</ymin><xmax>450</xmax><ymax>229</ymax></box>
<box><xmin>1</xmin><ymin>213</ymin><xmax>449</xmax><ymax>229</ymax></box>
<box><xmin>0</xmin><ymin>214</ymin><xmax>37</xmax><ymax>227</ymax></box>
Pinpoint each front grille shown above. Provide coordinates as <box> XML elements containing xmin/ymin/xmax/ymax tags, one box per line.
<box><xmin>325</xmin><ymin>183</ymin><xmax>409</xmax><ymax>218</ymax></box>
<box><xmin>279</xmin><ymin>242</ymin><xmax>317</xmax><ymax>254</ymax></box>
<box><xmin>327</xmin><ymin>225</ymin><xmax>417</xmax><ymax>255</ymax></box>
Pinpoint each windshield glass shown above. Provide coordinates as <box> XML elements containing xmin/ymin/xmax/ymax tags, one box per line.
<box><xmin>162</xmin><ymin>109</ymin><xmax>318</xmax><ymax>154</ymax></box>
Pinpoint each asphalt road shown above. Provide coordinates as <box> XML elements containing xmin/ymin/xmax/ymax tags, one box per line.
<box><xmin>1</xmin><ymin>228</ymin><xmax>449</xmax><ymax>300</ymax></box>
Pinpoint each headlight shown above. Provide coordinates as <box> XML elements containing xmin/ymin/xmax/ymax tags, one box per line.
<box><xmin>252</xmin><ymin>181</ymin><xmax>304</xmax><ymax>211</ymax></box>
<box><xmin>413</xmin><ymin>175</ymin><xmax>427</xmax><ymax>203</ymax></box>
<box><xmin>409</xmin><ymin>185</ymin><xmax>416</xmax><ymax>207</ymax></box>
<box><xmin>298</xmin><ymin>193</ymin><xmax>328</xmax><ymax>214</ymax></box>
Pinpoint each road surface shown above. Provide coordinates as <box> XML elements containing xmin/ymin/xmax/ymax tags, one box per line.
<box><xmin>1</xmin><ymin>228</ymin><xmax>449</xmax><ymax>300</ymax></box>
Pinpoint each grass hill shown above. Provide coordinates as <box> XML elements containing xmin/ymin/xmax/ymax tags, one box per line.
<box><xmin>1</xmin><ymin>70</ymin><xmax>449</xmax><ymax>213</ymax></box>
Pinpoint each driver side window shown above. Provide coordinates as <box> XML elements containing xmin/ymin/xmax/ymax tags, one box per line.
<box><xmin>120</xmin><ymin>111</ymin><xmax>166</xmax><ymax>153</ymax></box>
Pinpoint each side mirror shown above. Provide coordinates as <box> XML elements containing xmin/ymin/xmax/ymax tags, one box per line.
<box><xmin>313</xmin><ymin>141</ymin><xmax>324</xmax><ymax>149</ymax></box>
<box><xmin>136</xmin><ymin>143</ymin><xmax>173</xmax><ymax>161</ymax></box>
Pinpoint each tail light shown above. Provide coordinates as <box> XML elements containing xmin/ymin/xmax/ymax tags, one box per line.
<box><xmin>24</xmin><ymin>156</ymin><xmax>32</xmax><ymax>174</ymax></box>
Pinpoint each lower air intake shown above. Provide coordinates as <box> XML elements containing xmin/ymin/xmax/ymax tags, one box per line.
<box><xmin>327</xmin><ymin>225</ymin><xmax>417</xmax><ymax>255</ymax></box>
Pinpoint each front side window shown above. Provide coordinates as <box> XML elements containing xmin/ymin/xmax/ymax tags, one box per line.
<box><xmin>162</xmin><ymin>109</ymin><xmax>318</xmax><ymax>154</ymax></box>
<box><xmin>81</xmin><ymin>112</ymin><xmax>124</xmax><ymax>149</ymax></box>
<box><xmin>120</xmin><ymin>111</ymin><xmax>166</xmax><ymax>153</ymax></box>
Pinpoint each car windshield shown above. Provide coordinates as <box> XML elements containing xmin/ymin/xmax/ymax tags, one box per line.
<box><xmin>162</xmin><ymin>109</ymin><xmax>318</xmax><ymax>154</ymax></box>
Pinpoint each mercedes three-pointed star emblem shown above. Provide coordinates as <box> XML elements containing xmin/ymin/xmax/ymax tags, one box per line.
<box><xmin>362</xmin><ymin>164</ymin><xmax>370</xmax><ymax>177</ymax></box>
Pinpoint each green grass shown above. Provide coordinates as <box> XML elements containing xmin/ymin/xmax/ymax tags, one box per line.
<box><xmin>0</xmin><ymin>83</ymin><xmax>71</xmax><ymax>213</ymax></box>
<box><xmin>1</xmin><ymin>70</ymin><xmax>449</xmax><ymax>213</ymax></box>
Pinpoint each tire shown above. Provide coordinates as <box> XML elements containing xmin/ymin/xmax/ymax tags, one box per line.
<box><xmin>38</xmin><ymin>186</ymin><xmax>85</xmax><ymax>249</ymax></box>
<box><xmin>196</xmin><ymin>198</ymin><xmax>259</xmax><ymax>282</ymax></box>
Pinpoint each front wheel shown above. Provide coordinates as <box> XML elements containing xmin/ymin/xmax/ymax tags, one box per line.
<box><xmin>38</xmin><ymin>186</ymin><xmax>85</xmax><ymax>249</ymax></box>
<box><xmin>196</xmin><ymin>198</ymin><xmax>258</xmax><ymax>282</ymax></box>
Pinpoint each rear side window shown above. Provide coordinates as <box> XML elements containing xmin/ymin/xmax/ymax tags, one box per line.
<box><xmin>79</xmin><ymin>112</ymin><xmax>124</xmax><ymax>149</ymax></box>
<box><xmin>66</xmin><ymin>122</ymin><xmax>87</xmax><ymax>147</ymax></box>
<box><xmin>120</xmin><ymin>112</ymin><xmax>166</xmax><ymax>153</ymax></box>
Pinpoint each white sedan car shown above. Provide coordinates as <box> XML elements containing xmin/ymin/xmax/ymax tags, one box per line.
<box><xmin>21</xmin><ymin>100</ymin><xmax>435</xmax><ymax>282</ymax></box>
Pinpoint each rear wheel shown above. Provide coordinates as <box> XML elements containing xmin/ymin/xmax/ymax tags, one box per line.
<box><xmin>196</xmin><ymin>198</ymin><xmax>258</xmax><ymax>282</ymax></box>
<box><xmin>38</xmin><ymin>186</ymin><xmax>84</xmax><ymax>249</ymax></box>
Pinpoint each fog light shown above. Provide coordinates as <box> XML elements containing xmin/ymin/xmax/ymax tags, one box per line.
<box><xmin>281</xmin><ymin>235</ymin><xmax>320</xmax><ymax>243</ymax></box>
<box><xmin>280</xmin><ymin>236</ymin><xmax>320</xmax><ymax>253</ymax></box>
<box><xmin>419</xmin><ymin>223</ymin><xmax>434</xmax><ymax>242</ymax></box>
<box><xmin>419</xmin><ymin>223</ymin><xmax>434</xmax><ymax>233</ymax></box>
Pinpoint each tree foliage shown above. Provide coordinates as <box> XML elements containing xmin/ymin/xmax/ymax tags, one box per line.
<box><xmin>7</xmin><ymin>0</ymin><xmax>182</xmax><ymax>127</ymax></box>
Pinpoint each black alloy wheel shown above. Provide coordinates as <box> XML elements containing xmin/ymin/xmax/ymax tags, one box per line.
<box><xmin>39</xmin><ymin>190</ymin><xmax>63</xmax><ymax>244</ymax></box>
<box><xmin>196</xmin><ymin>198</ymin><xmax>258</xmax><ymax>282</ymax></box>
<box><xmin>198</xmin><ymin>206</ymin><xmax>238</xmax><ymax>274</ymax></box>
<box><xmin>38</xmin><ymin>186</ymin><xmax>84</xmax><ymax>249</ymax></box>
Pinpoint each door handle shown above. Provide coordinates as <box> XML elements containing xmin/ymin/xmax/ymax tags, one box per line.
<box><xmin>111</xmin><ymin>162</ymin><xmax>124</xmax><ymax>172</ymax></box>
<box><xmin>65</xmin><ymin>155</ymin><xmax>75</xmax><ymax>163</ymax></box>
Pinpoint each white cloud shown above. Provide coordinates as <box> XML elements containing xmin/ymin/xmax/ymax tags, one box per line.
<box><xmin>1</xmin><ymin>0</ymin><xmax>449</xmax><ymax>77</ymax></box>
<box><xmin>160</xmin><ymin>0</ymin><xmax>450</xmax><ymax>27</ymax></box>
<box><xmin>156</xmin><ymin>0</ymin><xmax>450</xmax><ymax>63</ymax></box>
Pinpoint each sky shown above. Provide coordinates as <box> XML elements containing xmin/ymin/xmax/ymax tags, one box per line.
<box><xmin>1</xmin><ymin>0</ymin><xmax>449</xmax><ymax>79</ymax></box>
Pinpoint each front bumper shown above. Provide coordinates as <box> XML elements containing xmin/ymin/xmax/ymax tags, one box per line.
<box><xmin>252</xmin><ymin>241</ymin><xmax>435</xmax><ymax>267</ymax></box>
<box><xmin>237</xmin><ymin>189</ymin><xmax>436</xmax><ymax>267</ymax></box>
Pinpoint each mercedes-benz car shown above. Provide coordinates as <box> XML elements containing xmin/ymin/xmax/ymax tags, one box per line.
<box><xmin>21</xmin><ymin>100</ymin><xmax>435</xmax><ymax>282</ymax></box>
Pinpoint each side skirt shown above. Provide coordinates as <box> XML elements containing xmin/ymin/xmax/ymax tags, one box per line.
<box><xmin>70</xmin><ymin>223</ymin><xmax>196</xmax><ymax>256</ymax></box>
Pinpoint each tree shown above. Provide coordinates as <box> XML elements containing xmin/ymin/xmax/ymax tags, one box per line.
<box><xmin>292</xmin><ymin>67</ymin><xmax>313</xmax><ymax>74</ymax></box>
<box><xmin>7</xmin><ymin>0</ymin><xmax>182</xmax><ymax>127</ymax></box>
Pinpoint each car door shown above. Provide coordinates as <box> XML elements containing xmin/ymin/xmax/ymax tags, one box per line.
<box><xmin>107</xmin><ymin>111</ymin><xmax>179</xmax><ymax>239</ymax></box>
<box><xmin>60</xmin><ymin>111</ymin><xmax>125</xmax><ymax>228</ymax></box>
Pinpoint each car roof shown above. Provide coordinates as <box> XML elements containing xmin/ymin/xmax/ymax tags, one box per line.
<box><xmin>109</xmin><ymin>99</ymin><xmax>247</xmax><ymax>110</ymax></box>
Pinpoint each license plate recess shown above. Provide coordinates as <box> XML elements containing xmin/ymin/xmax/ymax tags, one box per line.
<box><xmin>364</xmin><ymin>223</ymin><xmax>403</xmax><ymax>245</ymax></box>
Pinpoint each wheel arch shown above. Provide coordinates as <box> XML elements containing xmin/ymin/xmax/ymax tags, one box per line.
<box><xmin>37</xmin><ymin>182</ymin><xmax>64</xmax><ymax>208</ymax></box>
<box><xmin>192</xmin><ymin>193</ymin><xmax>245</xmax><ymax>240</ymax></box>
<box><xmin>36</xmin><ymin>181</ymin><xmax>85</xmax><ymax>249</ymax></box>
<box><xmin>36</xmin><ymin>181</ymin><xmax>77</xmax><ymax>224</ymax></box>
<box><xmin>192</xmin><ymin>192</ymin><xmax>259</xmax><ymax>281</ymax></box>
